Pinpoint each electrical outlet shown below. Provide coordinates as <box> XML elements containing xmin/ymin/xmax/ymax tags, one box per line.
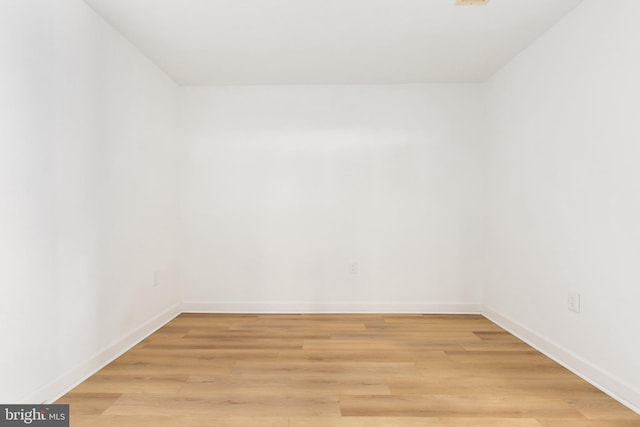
<box><xmin>349</xmin><ymin>262</ymin><xmax>358</xmax><ymax>275</ymax></box>
<box><xmin>568</xmin><ymin>292</ymin><xmax>580</xmax><ymax>313</ymax></box>
<box><xmin>153</xmin><ymin>271</ymin><xmax>160</xmax><ymax>288</ymax></box>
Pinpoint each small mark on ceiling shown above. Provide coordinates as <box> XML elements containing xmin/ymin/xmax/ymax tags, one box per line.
<box><xmin>455</xmin><ymin>0</ymin><xmax>490</xmax><ymax>5</ymax></box>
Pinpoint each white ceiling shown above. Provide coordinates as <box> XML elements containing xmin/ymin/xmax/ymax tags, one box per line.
<box><xmin>84</xmin><ymin>0</ymin><xmax>583</xmax><ymax>85</ymax></box>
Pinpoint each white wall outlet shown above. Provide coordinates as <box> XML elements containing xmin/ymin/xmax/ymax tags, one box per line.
<box><xmin>349</xmin><ymin>262</ymin><xmax>359</xmax><ymax>274</ymax></box>
<box><xmin>153</xmin><ymin>271</ymin><xmax>160</xmax><ymax>288</ymax></box>
<box><xmin>568</xmin><ymin>291</ymin><xmax>580</xmax><ymax>313</ymax></box>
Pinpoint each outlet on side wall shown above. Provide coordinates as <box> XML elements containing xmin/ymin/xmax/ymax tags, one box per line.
<box><xmin>568</xmin><ymin>291</ymin><xmax>580</xmax><ymax>313</ymax></box>
<box><xmin>349</xmin><ymin>262</ymin><xmax>359</xmax><ymax>275</ymax></box>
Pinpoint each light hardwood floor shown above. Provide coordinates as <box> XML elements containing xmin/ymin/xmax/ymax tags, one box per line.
<box><xmin>57</xmin><ymin>314</ymin><xmax>640</xmax><ymax>426</ymax></box>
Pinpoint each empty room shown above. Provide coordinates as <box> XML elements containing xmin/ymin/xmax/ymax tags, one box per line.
<box><xmin>1</xmin><ymin>0</ymin><xmax>639</xmax><ymax>425</ymax></box>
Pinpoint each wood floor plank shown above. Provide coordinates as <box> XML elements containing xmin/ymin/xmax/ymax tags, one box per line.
<box><xmin>537</xmin><ymin>420</ymin><xmax>640</xmax><ymax>427</ymax></box>
<box><xmin>569</xmin><ymin>397</ymin><xmax>640</xmax><ymax>420</ymax></box>
<box><xmin>71</xmin><ymin>415</ymin><xmax>287</xmax><ymax>427</ymax></box>
<box><xmin>444</xmin><ymin>350</ymin><xmax>557</xmax><ymax>366</ymax></box>
<box><xmin>55</xmin><ymin>314</ymin><xmax>639</xmax><ymax>425</ymax></box>
<box><xmin>178</xmin><ymin>374</ymin><xmax>390</xmax><ymax>396</ymax></box>
<box><xmin>302</xmin><ymin>338</ymin><xmax>466</xmax><ymax>352</ymax></box>
<box><xmin>119</xmin><ymin>348</ymin><xmax>282</xmax><ymax>361</ymax></box>
<box><xmin>60</xmin><ymin>393</ymin><xmax>122</xmax><ymax>415</ymax></box>
<box><xmin>290</xmin><ymin>417</ymin><xmax>544</xmax><ymax>427</ymax></box>
<box><xmin>277</xmin><ymin>349</ymin><xmax>448</xmax><ymax>362</ymax></box>
<box><xmin>386</xmin><ymin>376</ymin><xmax>603</xmax><ymax>398</ymax></box>
<box><xmin>231</xmin><ymin>360</ymin><xmax>420</xmax><ymax>377</ymax></box>
<box><xmin>339</xmin><ymin>395</ymin><xmax>584</xmax><ymax>418</ymax></box>
<box><xmin>418</xmin><ymin>365</ymin><xmax>580</xmax><ymax>380</ymax></box>
<box><xmin>70</xmin><ymin>376</ymin><xmax>186</xmax><ymax>394</ymax></box>
<box><xmin>94</xmin><ymin>363</ymin><xmax>232</xmax><ymax>377</ymax></box>
<box><xmin>103</xmin><ymin>393</ymin><xmax>341</xmax><ymax>417</ymax></box>
<box><xmin>142</xmin><ymin>337</ymin><xmax>304</xmax><ymax>350</ymax></box>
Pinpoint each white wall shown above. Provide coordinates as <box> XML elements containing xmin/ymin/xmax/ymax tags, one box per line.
<box><xmin>179</xmin><ymin>85</ymin><xmax>485</xmax><ymax>311</ymax></box>
<box><xmin>0</xmin><ymin>0</ymin><xmax>180</xmax><ymax>402</ymax></box>
<box><xmin>0</xmin><ymin>0</ymin><xmax>58</xmax><ymax>402</ymax></box>
<box><xmin>485</xmin><ymin>0</ymin><xmax>640</xmax><ymax>409</ymax></box>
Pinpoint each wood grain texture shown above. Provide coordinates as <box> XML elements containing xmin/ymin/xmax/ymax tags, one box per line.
<box><xmin>57</xmin><ymin>314</ymin><xmax>640</xmax><ymax>426</ymax></box>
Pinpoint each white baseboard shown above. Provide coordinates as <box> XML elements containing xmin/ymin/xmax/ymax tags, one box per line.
<box><xmin>181</xmin><ymin>301</ymin><xmax>482</xmax><ymax>314</ymax></box>
<box><xmin>23</xmin><ymin>303</ymin><xmax>181</xmax><ymax>404</ymax></box>
<box><xmin>482</xmin><ymin>305</ymin><xmax>640</xmax><ymax>414</ymax></box>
